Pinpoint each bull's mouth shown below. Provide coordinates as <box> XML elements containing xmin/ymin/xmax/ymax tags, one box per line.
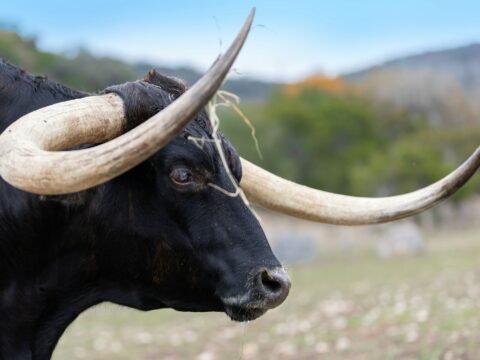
<box><xmin>224</xmin><ymin>304</ymin><xmax>268</xmax><ymax>322</ymax></box>
<box><xmin>222</xmin><ymin>294</ymin><xmax>272</xmax><ymax>322</ymax></box>
<box><xmin>222</xmin><ymin>294</ymin><xmax>281</xmax><ymax>322</ymax></box>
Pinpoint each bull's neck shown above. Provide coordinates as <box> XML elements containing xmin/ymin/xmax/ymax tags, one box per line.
<box><xmin>0</xmin><ymin>286</ymin><xmax>153</xmax><ymax>359</ymax></box>
<box><xmin>0</xmin><ymin>285</ymin><xmax>101</xmax><ymax>360</ymax></box>
<box><xmin>0</xmin><ymin>190</ymin><xmax>93</xmax><ymax>359</ymax></box>
<box><xmin>0</xmin><ymin>185</ymin><xmax>160</xmax><ymax>359</ymax></box>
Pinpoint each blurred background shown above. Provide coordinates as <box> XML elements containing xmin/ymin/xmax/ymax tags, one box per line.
<box><xmin>2</xmin><ymin>1</ymin><xmax>480</xmax><ymax>359</ymax></box>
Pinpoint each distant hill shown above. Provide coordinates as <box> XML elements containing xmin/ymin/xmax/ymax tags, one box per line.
<box><xmin>3</xmin><ymin>27</ymin><xmax>480</xmax><ymax>116</ymax></box>
<box><xmin>0</xmin><ymin>29</ymin><xmax>277</xmax><ymax>102</ymax></box>
<box><xmin>343</xmin><ymin>44</ymin><xmax>480</xmax><ymax>127</ymax></box>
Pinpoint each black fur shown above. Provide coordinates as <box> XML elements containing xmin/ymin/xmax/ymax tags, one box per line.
<box><xmin>0</xmin><ymin>59</ymin><xmax>280</xmax><ymax>359</ymax></box>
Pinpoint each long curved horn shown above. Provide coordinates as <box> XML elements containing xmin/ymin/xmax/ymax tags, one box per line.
<box><xmin>0</xmin><ymin>9</ymin><xmax>255</xmax><ymax>195</ymax></box>
<box><xmin>240</xmin><ymin>147</ymin><xmax>480</xmax><ymax>225</ymax></box>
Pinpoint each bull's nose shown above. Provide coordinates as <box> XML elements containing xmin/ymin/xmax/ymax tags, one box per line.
<box><xmin>255</xmin><ymin>267</ymin><xmax>291</xmax><ymax>308</ymax></box>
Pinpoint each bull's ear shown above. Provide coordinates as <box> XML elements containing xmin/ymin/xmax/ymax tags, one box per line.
<box><xmin>143</xmin><ymin>70</ymin><xmax>188</xmax><ymax>99</ymax></box>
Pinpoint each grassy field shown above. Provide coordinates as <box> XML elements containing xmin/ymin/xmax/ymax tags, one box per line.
<box><xmin>53</xmin><ymin>226</ymin><xmax>480</xmax><ymax>360</ymax></box>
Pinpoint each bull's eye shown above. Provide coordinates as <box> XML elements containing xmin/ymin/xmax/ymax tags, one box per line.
<box><xmin>169</xmin><ymin>167</ymin><xmax>194</xmax><ymax>185</ymax></box>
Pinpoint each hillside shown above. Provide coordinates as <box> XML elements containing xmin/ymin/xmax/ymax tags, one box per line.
<box><xmin>4</xmin><ymin>27</ymin><xmax>480</xmax><ymax>114</ymax></box>
<box><xmin>0</xmin><ymin>29</ymin><xmax>277</xmax><ymax>102</ymax></box>
<box><xmin>343</xmin><ymin>44</ymin><xmax>480</xmax><ymax>128</ymax></box>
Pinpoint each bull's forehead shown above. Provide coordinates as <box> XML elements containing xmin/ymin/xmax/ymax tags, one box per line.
<box><xmin>177</xmin><ymin>118</ymin><xmax>242</xmax><ymax>182</ymax></box>
<box><xmin>142</xmin><ymin>70</ymin><xmax>241</xmax><ymax>180</ymax></box>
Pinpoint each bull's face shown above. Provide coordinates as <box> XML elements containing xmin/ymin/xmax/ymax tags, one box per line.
<box><xmin>101</xmin><ymin>114</ymin><xmax>290</xmax><ymax>321</ymax></box>
<box><xmin>150</xmin><ymin>129</ymin><xmax>290</xmax><ymax>320</ymax></box>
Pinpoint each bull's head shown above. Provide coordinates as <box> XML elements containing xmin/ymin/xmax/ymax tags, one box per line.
<box><xmin>0</xmin><ymin>9</ymin><xmax>478</xmax><ymax>322</ymax></box>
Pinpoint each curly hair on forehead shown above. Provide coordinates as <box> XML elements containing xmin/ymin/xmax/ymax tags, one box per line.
<box><xmin>143</xmin><ymin>70</ymin><xmax>188</xmax><ymax>99</ymax></box>
<box><xmin>143</xmin><ymin>69</ymin><xmax>213</xmax><ymax>135</ymax></box>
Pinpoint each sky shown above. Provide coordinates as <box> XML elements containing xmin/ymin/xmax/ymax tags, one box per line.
<box><xmin>2</xmin><ymin>0</ymin><xmax>480</xmax><ymax>81</ymax></box>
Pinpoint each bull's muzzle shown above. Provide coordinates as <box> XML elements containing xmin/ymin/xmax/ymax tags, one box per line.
<box><xmin>222</xmin><ymin>266</ymin><xmax>291</xmax><ymax>322</ymax></box>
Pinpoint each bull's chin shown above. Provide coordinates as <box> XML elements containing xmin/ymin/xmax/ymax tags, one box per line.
<box><xmin>224</xmin><ymin>305</ymin><xmax>268</xmax><ymax>322</ymax></box>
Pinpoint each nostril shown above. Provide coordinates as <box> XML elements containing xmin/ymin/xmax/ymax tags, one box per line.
<box><xmin>256</xmin><ymin>267</ymin><xmax>291</xmax><ymax>308</ymax></box>
<box><xmin>260</xmin><ymin>270</ymin><xmax>283</xmax><ymax>294</ymax></box>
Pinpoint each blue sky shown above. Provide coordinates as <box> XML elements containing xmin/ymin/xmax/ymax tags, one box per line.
<box><xmin>2</xmin><ymin>0</ymin><xmax>480</xmax><ymax>81</ymax></box>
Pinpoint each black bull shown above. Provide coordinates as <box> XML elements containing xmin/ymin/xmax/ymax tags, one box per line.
<box><xmin>0</xmin><ymin>59</ymin><xmax>291</xmax><ymax>359</ymax></box>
